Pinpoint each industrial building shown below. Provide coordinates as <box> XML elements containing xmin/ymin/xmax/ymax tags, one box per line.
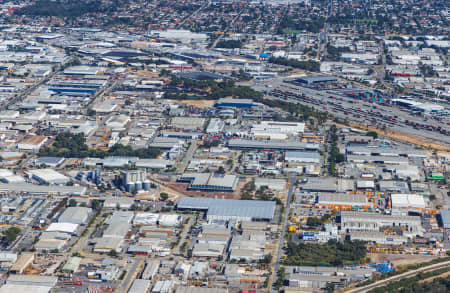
<box><xmin>177</xmin><ymin>197</ymin><xmax>276</xmax><ymax>221</ymax></box>
<box><xmin>285</xmin><ymin>151</ymin><xmax>320</xmax><ymax>163</ymax></box>
<box><xmin>349</xmin><ymin>231</ymin><xmax>408</xmax><ymax>245</ymax></box>
<box><xmin>294</xmin><ymin>75</ymin><xmax>338</xmax><ymax>85</ymax></box>
<box><xmin>254</xmin><ymin>178</ymin><xmax>287</xmax><ymax>191</ymax></box>
<box><xmin>252</xmin><ymin>121</ymin><xmax>305</xmax><ymax>135</ymax></box>
<box><xmin>1</xmin><ymin>275</ymin><xmax>58</xmax><ymax>293</ymax></box>
<box><xmin>206</xmin><ymin>118</ymin><xmax>225</xmax><ymax>134</ymax></box>
<box><xmin>129</xmin><ymin>279</ymin><xmax>151</xmax><ymax>293</ymax></box>
<box><xmin>119</xmin><ymin>170</ymin><xmax>151</xmax><ymax>192</ymax></box>
<box><xmin>340</xmin><ymin>211</ymin><xmax>422</xmax><ymax>236</ymax></box>
<box><xmin>440</xmin><ymin>210</ymin><xmax>450</xmax><ymax>231</ymax></box>
<box><xmin>17</xmin><ymin>135</ymin><xmax>47</xmax><ymax>151</ymax></box>
<box><xmin>26</xmin><ymin>169</ymin><xmax>70</xmax><ymax>185</ymax></box>
<box><xmin>9</xmin><ymin>253</ymin><xmax>34</xmax><ymax>274</ymax></box>
<box><xmin>318</xmin><ymin>193</ymin><xmax>373</xmax><ymax>209</ymax></box>
<box><xmin>58</xmin><ymin>207</ymin><xmax>92</xmax><ymax>225</ymax></box>
<box><xmin>228</xmin><ymin>139</ymin><xmax>319</xmax><ymax>151</ymax></box>
<box><xmin>179</xmin><ymin>173</ymin><xmax>238</xmax><ymax>192</ymax></box>
<box><xmin>61</xmin><ymin>257</ymin><xmax>82</xmax><ymax>274</ymax></box>
<box><xmin>0</xmin><ymin>184</ymin><xmax>86</xmax><ymax>196</ymax></box>
<box><xmin>215</xmin><ymin>98</ymin><xmax>255</xmax><ymax>109</ymax></box>
<box><xmin>171</xmin><ymin>117</ymin><xmax>205</xmax><ymax>131</ymax></box>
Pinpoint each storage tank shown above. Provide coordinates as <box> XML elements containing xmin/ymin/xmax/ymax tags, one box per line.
<box><xmin>135</xmin><ymin>181</ymin><xmax>143</xmax><ymax>191</ymax></box>
<box><xmin>126</xmin><ymin>183</ymin><xmax>134</xmax><ymax>193</ymax></box>
<box><xmin>143</xmin><ymin>181</ymin><xmax>151</xmax><ymax>191</ymax></box>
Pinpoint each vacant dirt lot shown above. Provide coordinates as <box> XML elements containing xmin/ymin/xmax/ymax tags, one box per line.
<box><xmin>174</xmin><ymin>99</ymin><xmax>216</xmax><ymax>108</ymax></box>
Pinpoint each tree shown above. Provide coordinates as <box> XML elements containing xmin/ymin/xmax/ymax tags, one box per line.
<box><xmin>366</xmin><ymin>131</ymin><xmax>378</xmax><ymax>139</ymax></box>
<box><xmin>217</xmin><ymin>166</ymin><xmax>225</xmax><ymax>174</ymax></box>
<box><xmin>325</xmin><ymin>282</ymin><xmax>335</xmax><ymax>293</ymax></box>
<box><xmin>69</xmin><ymin>199</ymin><xmax>77</xmax><ymax>207</ymax></box>
<box><xmin>91</xmin><ymin>199</ymin><xmax>101</xmax><ymax>211</ymax></box>
<box><xmin>160</xmin><ymin>192</ymin><xmax>169</xmax><ymax>201</ymax></box>
<box><xmin>108</xmin><ymin>250</ymin><xmax>118</xmax><ymax>257</ymax></box>
<box><xmin>3</xmin><ymin>227</ymin><xmax>21</xmax><ymax>244</ymax></box>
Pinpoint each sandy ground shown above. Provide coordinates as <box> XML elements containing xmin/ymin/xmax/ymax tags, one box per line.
<box><xmin>338</xmin><ymin>122</ymin><xmax>450</xmax><ymax>153</ymax></box>
<box><xmin>368</xmin><ymin>253</ymin><xmax>438</xmax><ymax>266</ymax></box>
<box><xmin>134</xmin><ymin>70</ymin><xmax>159</xmax><ymax>77</ymax></box>
<box><xmin>174</xmin><ymin>99</ymin><xmax>216</xmax><ymax>108</ymax></box>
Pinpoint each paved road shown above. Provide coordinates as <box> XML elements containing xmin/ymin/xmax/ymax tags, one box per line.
<box><xmin>346</xmin><ymin>260</ymin><xmax>450</xmax><ymax>293</ymax></box>
<box><xmin>173</xmin><ymin>215</ymin><xmax>194</xmax><ymax>255</ymax></box>
<box><xmin>176</xmin><ymin>1</ymin><xmax>211</xmax><ymax>29</ymax></box>
<box><xmin>120</xmin><ymin>257</ymin><xmax>144</xmax><ymax>293</ymax></box>
<box><xmin>271</xmin><ymin>175</ymin><xmax>296</xmax><ymax>292</ymax></box>
<box><xmin>178</xmin><ymin>140</ymin><xmax>197</xmax><ymax>173</ymax></box>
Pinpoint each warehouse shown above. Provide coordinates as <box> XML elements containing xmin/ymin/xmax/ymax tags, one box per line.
<box><xmin>228</xmin><ymin>139</ymin><xmax>319</xmax><ymax>151</ymax></box>
<box><xmin>215</xmin><ymin>98</ymin><xmax>255</xmax><ymax>109</ymax></box>
<box><xmin>252</xmin><ymin>121</ymin><xmax>305</xmax><ymax>135</ymax></box>
<box><xmin>285</xmin><ymin>151</ymin><xmax>320</xmax><ymax>163</ymax></box>
<box><xmin>254</xmin><ymin>178</ymin><xmax>287</xmax><ymax>191</ymax></box>
<box><xmin>294</xmin><ymin>75</ymin><xmax>338</xmax><ymax>85</ymax></box>
<box><xmin>61</xmin><ymin>257</ymin><xmax>82</xmax><ymax>274</ymax></box>
<box><xmin>9</xmin><ymin>253</ymin><xmax>34</xmax><ymax>274</ymax></box>
<box><xmin>440</xmin><ymin>210</ymin><xmax>450</xmax><ymax>231</ymax></box>
<box><xmin>318</xmin><ymin>193</ymin><xmax>373</xmax><ymax>209</ymax></box>
<box><xmin>391</xmin><ymin>193</ymin><xmax>426</xmax><ymax>210</ymax></box>
<box><xmin>34</xmin><ymin>239</ymin><xmax>66</xmax><ymax>251</ymax></box>
<box><xmin>379</xmin><ymin>181</ymin><xmax>409</xmax><ymax>193</ymax></box>
<box><xmin>94</xmin><ymin>237</ymin><xmax>123</xmax><ymax>253</ymax></box>
<box><xmin>103</xmin><ymin>222</ymin><xmax>130</xmax><ymax>238</ymax></box>
<box><xmin>347</xmin><ymin>155</ymin><xmax>409</xmax><ymax>165</ymax></box>
<box><xmin>58</xmin><ymin>207</ymin><xmax>92</xmax><ymax>225</ymax></box>
<box><xmin>34</xmin><ymin>157</ymin><xmax>65</xmax><ymax>167</ymax></box>
<box><xmin>26</xmin><ymin>169</ymin><xmax>70</xmax><ymax>185</ymax></box>
<box><xmin>171</xmin><ymin>117</ymin><xmax>205</xmax><ymax>131</ymax></box>
<box><xmin>134</xmin><ymin>213</ymin><xmax>159</xmax><ymax>226</ymax></box>
<box><xmin>0</xmin><ymin>184</ymin><xmax>86</xmax><ymax>196</ymax></box>
<box><xmin>192</xmin><ymin>243</ymin><xmax>225</xmax><ymax>258</ymax></box>
<box><xmin>349</xmin><ymin>231</ymin><xmax>408</xmax><ymax>245</ymax></box>
<box><xmin>206</xmin><ymin>118</ymin><xmax>225</xmax><ymax>134</ymax></box>
<box><xmin>1</xmin><ymin>275</ymin><xmax>58</xmax><ymax>293</ymax></box>
<box><xmin>46</xmin><ymin>223</ymin><xmax>79</xmax><ymax>235</ymax></box>
<box><xmin>176</xmin><ymin>287</ymin><xmax>228</xmax><ymax>293</ymax></box>
<box><xmin>340</xmin><ymin>211</ymin><xmax>422</xmax><ymax>236</ymax></box>
<box><xmin>177</xmin><ymin>197</ymin><xmax>276</xmax><ymax>222</ymax></box>
<box><xmin>17</xmin><ymin>135</ymin><xmax>47</xmax><ymax>151</ymax></box>
<box><xmin>63</xmin><ymin>66</ymin><xmax>100</xmax><ymax>75</ymax></box>
<box><xmin>179</xmin><ymin>173</ymin><xmax>238</xmax><ymax>192</ymax></box>
<box><xmin>129</xmin><ymin>279</ymin><xmax>151</xmax><ymax>293</ymax></box>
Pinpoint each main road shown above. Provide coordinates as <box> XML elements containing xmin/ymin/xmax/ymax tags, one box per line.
<box><xmin>271</xmin><ymin>175</ymin><xmax>296</xmax><ymax>292</ymax></box>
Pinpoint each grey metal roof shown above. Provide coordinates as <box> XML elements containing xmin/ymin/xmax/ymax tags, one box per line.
<box><xmin>441</xmin><ymin>210</ymin><xmax>450</xmax><ymax>229</ymax></box>
<box><xmin>177</xmin><ymin>197</ymin><xmax>275</xmax><ymax>220</ymax></box>
<box><xmin>286</xmin><ymin>151</ymin><xmax>320</xmax><ymax>158</ymax></box>
<box><xmin>228</xmin><ymin>139</ymin><xmax>319</xmax><ymax>151</ymax></box>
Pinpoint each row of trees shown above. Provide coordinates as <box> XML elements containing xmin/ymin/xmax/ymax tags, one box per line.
<box><xmin>283</xmin><ymin>239</ymin><xmax>367</xmax><ymax>266</ymax></box>
<box><xmin>327</xmin><ymin>125</ymin><xmax>345</xmax><ymax>176</ymax></box>
<box><xmin>39</xmin><ymin>133</ymin><xmax>161</xmax><ymax>159</ymax></box>
<box><xmin>216</xmin><ymin>40</ymin><xmax>242</xmax><ymax>49</ymax></box>
<box><xmin>269</xmin><ymin>57</ymin><xmax>321</xmax><ymax>72</ymax></box>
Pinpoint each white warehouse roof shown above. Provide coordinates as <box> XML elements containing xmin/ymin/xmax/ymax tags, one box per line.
<box><xmin>391</xmin><ymin>194</ymin><xmax>426</xmax><ymax>209</ymax></box>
